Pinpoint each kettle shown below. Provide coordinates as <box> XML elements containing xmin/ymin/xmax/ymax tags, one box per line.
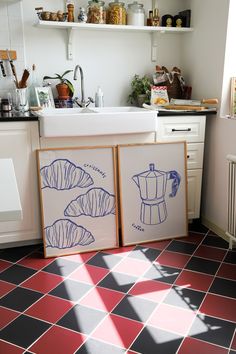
<box><xmin>132</xmin><ymin>163</ymin><xmax>181</xmax><ymax>225</ymax></box>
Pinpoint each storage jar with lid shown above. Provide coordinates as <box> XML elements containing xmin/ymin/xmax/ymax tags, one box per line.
<box><xmin>107</xmin><ymin>1</ymin><xmax>126</xmax><ymax>25</ymax></box>
<box><xmin>127</xmin><ymin>1</ymin><xmax>145</xmax><ymax>26</ymax></box>
<box><xmin>87</xmin><ymin>1</ymin><xmax>106</xmax><ymax>24</ymax></box>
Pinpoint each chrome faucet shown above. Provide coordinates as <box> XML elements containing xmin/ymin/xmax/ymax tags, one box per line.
<box><xmin>73</xmin><ymin>65</ymin><xmax>94</xmax><ymax>108</ymax></box>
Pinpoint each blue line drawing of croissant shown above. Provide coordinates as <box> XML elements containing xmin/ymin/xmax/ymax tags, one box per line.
<box><xmin>133</xmin><ymin>163</ymin><xmax>181</xmax><ymax>225</ymax></box>
<box><xmin>40</xmin><ymin>159</ymin><xmax>94</xmax><ymax>190</ymax></box>
<box><xmin>64</xmin><ymin>187</ymin><xmax>116</xmax><ymax>218</ymax></box>
<box><xmin>45</xmin><ymin>219</ymin><xmax>95</xmax><ymax>249</ymax></box>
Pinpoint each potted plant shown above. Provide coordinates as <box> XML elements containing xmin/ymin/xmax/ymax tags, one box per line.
<box><xmin>128</xmin><ymin>74</ymin><xmax>152</xmax><ymax>107</ymax></box>
<box><xmin>43</xmin><ymin>70</ymin><xmax>74</xmax><ymax>100</ymax></box>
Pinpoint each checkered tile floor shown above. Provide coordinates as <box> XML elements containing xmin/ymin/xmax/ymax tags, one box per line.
<box><xmin>0</xmin><ymin>222</ymin><xmax>236</xmax><ymax>354</ymax></box>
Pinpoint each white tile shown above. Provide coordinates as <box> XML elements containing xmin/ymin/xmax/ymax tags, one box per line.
<box><xmin>0</xmin><ymin>3</ymin><xmax>8</xmax><ymax>18</ymax></box>
<box><xmin>7</xmin><ymin>1</ymin><xmax>22</xmax><ymax>18</ymax></box>
<box><xmin>8</xmin><ymin>18</ymin><xmax>24</xmax><ymax>46</ymax></box>
<box><xmin>0</xmin><ymin>31</ymin><xmax>10</xmax><ymax>46</ymax></box>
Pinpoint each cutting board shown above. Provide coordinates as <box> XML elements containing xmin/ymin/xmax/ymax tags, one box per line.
<box><xmin>164</xmin><ymin>105</ymin><xmax>206</xmax><ymax>111</ymax></box>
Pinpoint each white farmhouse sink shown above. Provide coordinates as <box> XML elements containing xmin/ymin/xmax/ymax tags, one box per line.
<box><xmin>37</xmin><ymin>107</ymin><xmax>157</xmax><ymax>138</ymax></box>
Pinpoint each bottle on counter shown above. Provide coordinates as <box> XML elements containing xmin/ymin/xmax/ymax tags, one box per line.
<box><xmin>29</xmin><ymin>64</ymin><xmax>40</xmax><ymax>108</ymax></box>
<box><xmin>107</xmin><ymin>1</ymin><xmax>126</xmax><ymax>25</ymax></box>
<box><xmin>127</xmin><ymin>1</ymin><xmax>145</xmax><ymax>26</ymax></box>
<box><xmin>95</xmin><ymin>86</ymin><xmax>104</xmax><ymax>107</ymax></box>
<box><xmin>87</xmin><ymin>1</ymin><xmax>106</xmax><ymax>24</ymax></box>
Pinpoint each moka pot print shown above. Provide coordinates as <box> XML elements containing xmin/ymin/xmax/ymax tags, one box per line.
<box><xmin>118</xmin><ymin>142</ymin><xmax>188</xmax><ymax>246</ymax></box>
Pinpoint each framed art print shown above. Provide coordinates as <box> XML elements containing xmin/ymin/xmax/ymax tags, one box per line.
<box><xmin>118</xmin><ymin>142</ymin><xmax>188</xmax><ymax>246</ymax></box>
<box><xmin>37</xmin><ymin>146</ymin><xmax>119</xmax><ymax>258</ymax></box>
<box><xmin>35</xmin><ymin>86</ymin><xmax>55</xmax><ymax>108</ymax></box>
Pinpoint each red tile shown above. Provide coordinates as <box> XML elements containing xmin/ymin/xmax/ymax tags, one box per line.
<box><xmin>17</xmin><ymin>252</ymin><xmax>55</xmax><ymax>270</ymax></box>
<box><xmin>199</xmin><ymin>293</ymin><xmax>236</xmax><ymax>322</ymax></box>
<box><xmin>0</xmin><ymin>259</ymin><xmax>12</xmax><ymax>272</ymax></box>
<box><xmin>29</xmin><ymin>325</ymin><xmax>86</xmax><ymax>354</ymax></box>
<box><xmin>231</xmin><ymin>331</ymin><xmax>236</xmax><ymax>350</ymax></box>
<box><xmin>178</xmin><ymin>337</ymin><xmax>228</xmax><ymax>354</ymax></box>
<box><xmin>156</xmin><ymin>250</ymin><xmax>191</xmax><ymax>268</ymax></box>
<box><xmin>25</xmin><ymin>294</ymin><xmax>74</xmax><ymax>323</ymax></box>
<box><xmin>141</xmin><ymin>240</ymin><xmax>171</xmax><ymax>250</ymax></box>
<box><xmin>113</xmin><ymin>258</ymin><xmax>151</xmax><ymax>277</ymax></box>
<box><xmin>92</xmin><ymin>313</ymin><xmax>143</xmax><ymax>348</ymax></box>
<box><xmin>69</xmin><ymin>264</ymin><xmax>109</xmax><ymax>285</ymax></box>
<box><xmin>0</xmin><ymin>307</ymin><xmax>20</xmax><ymax>330</ymax></box>
<box><xmin>0</xmin><ymin>340</ymin><xmax>24</xmax><ymax>354</ymax></box>
<box><xmin>174</xmin><ymin>269</ymin><xmax>214</xmax><ymax>292</ymax></box>
<box><xmin>217</xmin><ymin>262</ymin><xmax>236</xmax><ymax>281</ymax></box>
<box><xmin>80</xmin><ymin>286</ymin><xmax>125</xmax><ymax>312</ymax></box>
<box><xmin>61</xmin><ymin>251</ymin><xmax>96</xmax><ymax>263</ymax></box>
<box><xmin>21</xmin><ymin>271</ymin><xmax>63</xmax><ymax>293</ymax></box>
<box><xmin>148</xmin><ymin>303</ymin><xmax>196</xmax><ymax>335</ymax></box>
<box><xmin>0</xmin><ymin>280</ymin><xmax>16</xmax><ymax>298</ymax></box>
<box><xmin>194</xmin><ymin>245</ymin><xmax>226</xmax><ymax>261</ymax></box>
<box><xmin>104</xmin><ymin>246</ymin><xmax>134</xmax><ymax>255</ymax></box>
<box><xmin>129</xmin><ymin>279</ymin><xmax>171</xmax><ymax>302</ymax></box>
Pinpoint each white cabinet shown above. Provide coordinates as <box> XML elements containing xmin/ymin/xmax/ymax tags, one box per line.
<box><xmin>156</xmin><ymin>115</ymin><xmax>206</xmax><ymax>220</ymax></box>
<box><xmin>0</xmin><ymin>122</ymin><xmax>41</xmax><ymax>246</ymax></box>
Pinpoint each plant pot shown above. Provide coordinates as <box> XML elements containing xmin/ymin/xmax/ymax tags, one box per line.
<box><xmin>137</xmin><ymin>94</ymin><xmax>149</xmax><ymax>107</ymax></box>
<box><xmin>56</xmin><ymin>83</ymin><xmax>70</xmax><ymax>100</ymax></box>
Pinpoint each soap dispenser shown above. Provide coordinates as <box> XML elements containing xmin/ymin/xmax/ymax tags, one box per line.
<box><xmin>95</xmin><ymin>86</ymin><xmax>104</xmax><ymax>107</ymax></box>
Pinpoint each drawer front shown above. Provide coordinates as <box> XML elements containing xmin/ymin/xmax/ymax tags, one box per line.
<box><xmin>156</xmin><ymin>115</ymin><xmax>206</xmax><ymax>143</ymax></box>
<box><xmin>187</xmin><ymin>143</ymin><xmax>204</xmax><ymax>169</ymax></box>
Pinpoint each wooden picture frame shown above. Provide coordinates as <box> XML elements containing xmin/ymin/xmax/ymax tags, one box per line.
<box><xmin>118</xmin><ymin>142</ymin><xmax>188</xmax><ymax>246</ymax></box>
<box><xmin>230</xmin><ymin>77</ymin><xmax>236</xmax><ymax>118</ymax></box>
<box><xmin>37</xmin><ymin>146</ymin><xmax>119</xmax><ymax>258</ymax></box>
<box><xmin>35</xmin><ymin>86</ymin><xmax>55</xmax><ymax>108</ymax></box>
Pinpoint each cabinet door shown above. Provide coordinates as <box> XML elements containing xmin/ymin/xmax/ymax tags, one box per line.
<box><xmin>0</xmin><ymin>122</ymin><xmax>41</xmax><ymax>244</ymax></box>
<box><xmin>187</xmin><ymin>169</ymin><xmax>202</xmax><ymax>220</ymax></box>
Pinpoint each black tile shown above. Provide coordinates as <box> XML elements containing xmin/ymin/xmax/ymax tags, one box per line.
<box><xmin>163</xmin><ymin>286</ymin><xmax>205</xmax><ymax>311</ymax></box>
<box><xmin>42</xmin><ymin>258</ymin><xmax>80</xmax><ymax>277</ymax></box>
<box><xmin>188</xmin><ymin>314</ymin><xmax>235</xmax><ymax>348</ymax></box>
<box><xmin>0</xmin><ymin>264</ymin><xmax>36</xmax><ymax>285</ymax></box>
<box><xmin>0</xmin><ymin>245</ymin><xmax>40</xmax><ymax>262</ymax></box>
<box><xmin>75</xmin><ymin>338</ymin><xmax>126</xmax><ymax>354</ymax></box>
<box><xmin>143</xmin><ymin>264</ymin><xmax>181</xmax><ymax>284</ymax></box>
<box><xmin>0</xmin><ymin>286</ymin><xmax>43</xmax><ymax>312</ymax></box>
<box><xmin>112</xmin><ymin>294</ymin><xmax>157</xmax><ymax>322</ymax></box>
<box><xmin>185</xmin><ymin>256</ymin><xmax>220</xmax><ymax>275</ymax></box>
<box><xmin>229</xmin><ymin>351</ymin><xmax>236</xmax><ymax>354</ymax></box>
<box><xmin>98</xmin><ymin>272</ymin><xmax>137</xmax><ymax>293</ymax></box>
<box><xmin>209</xmin><ymin>277</ymin><xmax>236</xmax><ymax>299</ymax></box>
<box><xmin>49</xmin><ymin>279</ymin><xmax>92</xmax><ymax>301</ymax></box>
<box><xmin>57</xmin><ymin>304</ymin><xmax>107</xmax><ymax>334</ymax></box>
<box><xmin>130</xmin><ymin>325</ymin><xmax>183</xmax><ymax>354</ymax></box>
<box><xmin>202</xmin><ymin>235</ymin><xmax>229</xmax><ymax>249</ymax></box>
<box><xmin>128</xmin><ymin>246</ymin><xmax>161</xmax><ymax>262</ymax></box>
<box><xmin>86</xmin><ymin>252</ymin><xmax>122</xmax><ymax>269</ymax></box>
<box><xmin>166</xmin><ymin>240</ymin><xmax>198</xmax><ymax>255</ymax></box>
<box><xmin>188</xmin><ymin>219</ymin><xmax>208</xmax><ymax>234</ymax></box>
<box><xmin>224</xmin><ymin>250</ymin><xmax>236</xmax><ymax>264</ymax></box>
<box><xmin>0</xmin><ymin>314</ymin><xmax>50</xmax><ymax>348</ymax></box>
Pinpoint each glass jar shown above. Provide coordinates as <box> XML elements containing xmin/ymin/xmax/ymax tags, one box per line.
<box><xmin>127</xmin><ymin>1</ymin><xmax>145</xmax><ymax>26</ymax></box>
<box><xmin>107</xmin><ymin>1</ymin><xmax>126</xmax><ymax>25</ymax></box>
<box><xmin>87</xmin><ymin>1</ymin><xmax>106</xmax><ymax>24</ymax></box>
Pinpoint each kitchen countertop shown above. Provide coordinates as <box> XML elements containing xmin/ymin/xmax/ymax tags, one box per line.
<box><xmin>0</xmin><ymin>109</ymin><xmax>216</xmax><ymax>122</ymax></box>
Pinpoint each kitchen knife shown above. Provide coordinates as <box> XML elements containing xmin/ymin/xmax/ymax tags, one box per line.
<box><xmin>0</xmin><ymin>53</ymin><xmax>6</xmax><ymax>77</ymax></box>
<box><xmin>6</xmin><ymin>49</ymin><xmax>19</xmax><ymax>88</ymax></box>
<box><xmin>170</xmin><ymin>98</ymin><xmax>218</xmax><ymax>106</ymax></box>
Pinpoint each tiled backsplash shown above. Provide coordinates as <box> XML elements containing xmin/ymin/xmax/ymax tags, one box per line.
<box><xmin>0</xmin><ymin>1</ymin><xmax>25</xmax><ymax>99</ymax></box>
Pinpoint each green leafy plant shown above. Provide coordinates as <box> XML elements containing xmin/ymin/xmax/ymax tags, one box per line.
<box><xmin>43</xmin><ymin>70</ymin><xmax>74</xmax><ymax>96</ymax></box>
<box><xmin>128</xmin><ymin>74</ymin><xmax>152</xmax><ymax>105</ymax></box>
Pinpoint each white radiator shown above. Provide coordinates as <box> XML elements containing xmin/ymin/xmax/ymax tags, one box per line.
<box><xmin>226</xmin><ymin>154</ymin><xmax>236</xmax><ymax>249</ymax></box>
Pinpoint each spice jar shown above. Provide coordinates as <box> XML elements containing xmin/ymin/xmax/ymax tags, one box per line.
<box><xmin>127</xmin><ymin>1</ymin><xmax>145</xmax><ymax>26</ymax></box>
<box><xmin>107</xmin><ymin>1</ymin><xmax>126</xmax><ymax>25</ymax></box>
<box><xmin>87</xmin><ymin>1</ymin><xmax>106</xmax><ymax>24</ymax></box>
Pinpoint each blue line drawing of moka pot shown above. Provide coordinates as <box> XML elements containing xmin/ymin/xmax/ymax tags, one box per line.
<box><xmin>132</xmin><ymin>163</ymin><xmax>181</xmax><ymax>225</ymax></box>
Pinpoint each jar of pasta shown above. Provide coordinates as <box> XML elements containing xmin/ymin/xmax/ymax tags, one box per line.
<box><xmin>107</xmin><ymin>1</ymin><xmax>126</xmax><ymax>25</ymax></box>
<box><xmin>87</xmin><ymin>1</ymin><xmax>106</xmax><ymax>24</ymax></box>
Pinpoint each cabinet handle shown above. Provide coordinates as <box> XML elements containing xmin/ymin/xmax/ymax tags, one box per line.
<box><xmin>172</xmin><ymin>128</ymin><xmax>191</xmax><ymax>132</ymax></box>
<box><xmin>187</xmin><ymin>155</ymin><xmax>190</xmax><ymax>159</ymax></box>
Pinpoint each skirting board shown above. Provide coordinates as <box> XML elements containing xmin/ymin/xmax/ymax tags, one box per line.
<box><xmin>201</xmin><ymin>216</ymin><xmax>236</xmax><ymax>248</ymax></box>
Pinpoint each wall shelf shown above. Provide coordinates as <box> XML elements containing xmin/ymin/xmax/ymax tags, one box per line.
<box><xmin>36</xmin><ymin>20</ymin><xmax>193</xmax><ymax>61</ymax></box>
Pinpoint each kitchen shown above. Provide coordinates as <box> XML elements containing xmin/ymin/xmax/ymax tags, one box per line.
<box><xmin>0</xmin><ymin>0</ymin><xmax>235</xmax><ymax>353</ymax></box>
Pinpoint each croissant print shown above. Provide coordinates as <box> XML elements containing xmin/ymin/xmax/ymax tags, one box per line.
<box><xmin>40</xmin><ymin>159</ymin><xmax>94</xmax><ymax>190</ymax></box>
<box><xmin>64</xmin><ymin>187</ymin><xmax>116</xmax><ymax>218</ymax></box>
<box><xmin>45</xmin><ymin>219</ymin><xmax>95</xmax><ymax>249</ymax></box>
